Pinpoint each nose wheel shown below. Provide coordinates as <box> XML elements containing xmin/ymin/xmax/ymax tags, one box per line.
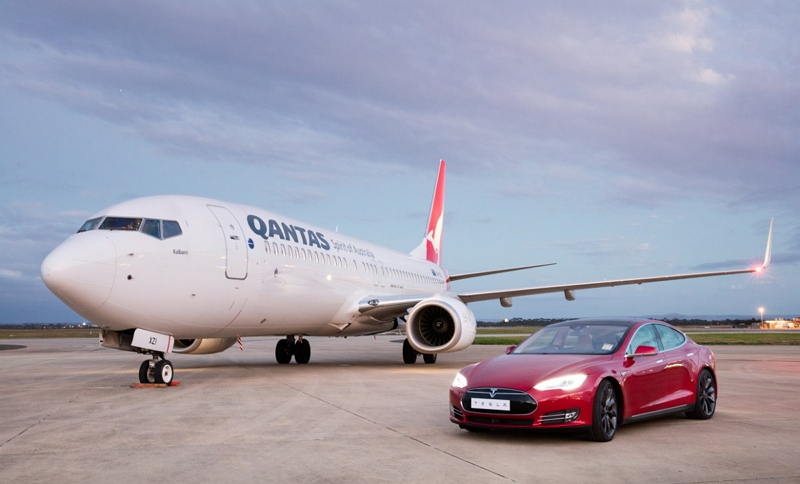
<box><xmin>138</xmin><ymin>357</ymin><xmax>174</xmax><ymax>384</ymax></box>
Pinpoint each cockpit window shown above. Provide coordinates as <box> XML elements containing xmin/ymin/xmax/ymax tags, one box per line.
<box><xmin>78</xmin><ymin>216</ymin><xmax>182</xmax><ymax>240</ymax></box>
<box><xmin>140</xmin><ymin>219</ymin><xmax>182</xmax><ymax>240</ymax></box>
<box><xmin>77</xmin><ymin>217</ymin><xmax>103</xmax><ymax>233</ymax></box>
<box><xmin>141</xmin><ymin>219</ymin><xmax>161</xmax><ymax>239</ymax></box>
<box><xmin>99</xmin><ymin>217</ymin><xmax>142</xmax><ymax>231</ymax></box>
<box><xmin>162</xmin><ymin>220</ymin><xmax>182</xmax><ymax>239</ymax></box>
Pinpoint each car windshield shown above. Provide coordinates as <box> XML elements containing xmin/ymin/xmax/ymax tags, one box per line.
<box><xmin>513</xmin><ymin>323</ymin><xmax>631</xmax><ymax>355</ymax></box>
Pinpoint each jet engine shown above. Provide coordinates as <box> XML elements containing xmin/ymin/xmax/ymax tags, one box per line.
<box><xmin>406</xmin><ymin>295</ymin><xmax>476</xmax><ymax>353</ymax></box>
<box><xmin>173</xmin><ymin>338</ymin><xmax>238</xmax><ymax>354</ymax></box>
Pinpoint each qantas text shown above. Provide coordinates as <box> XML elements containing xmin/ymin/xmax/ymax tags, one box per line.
<box><xmin>247</xmin><ymin>215</ymin><xmax>330</xmax><ymax>250</ymax></box>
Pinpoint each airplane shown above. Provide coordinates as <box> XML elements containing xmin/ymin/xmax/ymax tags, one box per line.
<box><xmin>40</xmin><ymin>160</ymin><xmax>773</xmax><ymax>385</ymax></box>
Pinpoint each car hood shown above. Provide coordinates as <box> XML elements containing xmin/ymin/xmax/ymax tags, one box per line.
<box><xmin>464</xmin><ymin>354</ymin><xmax>613</xmax><ymax>391</ymax></box>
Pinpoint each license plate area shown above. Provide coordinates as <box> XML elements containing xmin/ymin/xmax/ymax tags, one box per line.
<box><xmin>471</xmin><ymin>397</ymin><xmax>511</xmax><ymax>412</ymax></box>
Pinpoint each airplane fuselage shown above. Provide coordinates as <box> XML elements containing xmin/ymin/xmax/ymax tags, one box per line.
<box><xmin>42</xmin><ymin>195</ymin><xmax>448</xmax><ymax>339</ymax></box>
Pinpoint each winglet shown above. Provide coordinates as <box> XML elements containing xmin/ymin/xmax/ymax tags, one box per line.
<box><xmin>761</xmin><ymin>218</ymin><xmax>774</xmax><ymax>269</ymax></box>
<box><xmin>410</xmin><ymin>160</ymin><xmax>446</xmax><ymax>266</ymax></box>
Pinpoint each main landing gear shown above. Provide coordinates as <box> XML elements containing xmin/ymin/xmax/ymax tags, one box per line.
<box><xmin>275</xmin><ymin>335</ymin><xmax>311</xmax><ymax>364</ymax></box>
<box><xmin>138</xmin><ymin>354</ymin><xmax>174</xmax><ymax>384</ymax></box>
<box><xmin>402</xmin><ymin>338</ymin><xmax>437</xmax><ymax>364</ymax></box>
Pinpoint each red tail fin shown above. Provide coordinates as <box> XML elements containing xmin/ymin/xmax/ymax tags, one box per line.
<box><xmin>411</xmin><ymin>160</ymin><xmax>446</xmax><ymax>266</ymax></box>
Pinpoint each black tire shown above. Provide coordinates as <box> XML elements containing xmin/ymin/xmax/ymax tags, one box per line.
<box><xmin>588</xmin><ymin>379</ymin><xmax>618</xmax><ymax>442</ymax></box>
<box><xmin>294</xmin><ymin>339</ymin><xmax>311</xmax><ymax>364</ymax></box>
<box><xmin>686</xmin><ymin>369</ymin><xmax>716</xmax><ymax>420</ymax></box>
<box><xmin>402</xmin><ymin>339</ymin><xmax>418</xmax><ymax>364</ymax></box>
<box><xmin>275</xmin><ymin>339</ymin><xmax>292</xmax><ymax>364</ymax></box>
<box><xmin>422</xmin><ymin>353</ymin><xmax>437</xmax><ymax>364</ymax></box>
<box><xmin>154</xmin><ymin>360</ymin><xmax>174</xmax><ymax>385</ymax></box>
<box><xmin>139</xmin><ymin>360</ymin><xmax>155</xmax><ymax>384</ymax></box>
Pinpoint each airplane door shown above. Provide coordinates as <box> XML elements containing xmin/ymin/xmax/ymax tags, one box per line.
<box><xmin>207</xmin><ymin>205</ymin><xmax>248</xmax><ymax>280</ymax></box>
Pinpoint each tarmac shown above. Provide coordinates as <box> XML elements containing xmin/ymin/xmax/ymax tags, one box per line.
<box><xmin>1</xmin><ymin>336</ymin><xmax>799</xmax><ymax>484</ymax></box>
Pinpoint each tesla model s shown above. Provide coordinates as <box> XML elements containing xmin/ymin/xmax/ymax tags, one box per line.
<box><xmin>449</xmin><ymin>318</ymin><xmax>717</xmax><ymax>441</ymax></box>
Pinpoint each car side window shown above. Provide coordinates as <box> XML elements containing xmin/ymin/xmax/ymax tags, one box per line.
<box><xmin>627</xmin><ymin>325</ymin><xmax>659</xmax><ymax>354</ymax></box>
<box><xmin>654</xmin><ymin>324</ymin><xmax>686</xmax><ymax>350</ymax></box>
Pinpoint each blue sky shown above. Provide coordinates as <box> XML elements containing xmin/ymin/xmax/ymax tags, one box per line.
<box><xmin>1</xmin><ymin>1</ymin><xmax>798</xmax><ymax>323</ymax></box>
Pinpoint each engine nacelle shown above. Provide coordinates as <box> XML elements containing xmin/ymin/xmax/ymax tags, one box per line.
<box><xmin>406</xmin><ymin>295</ymin><xmax>476</xmax><ymax>354</ymax></box>
<box><xmin>173</xmin><ymin>337</ymin><xmax>238</xmax><ymax>354</ymax></box>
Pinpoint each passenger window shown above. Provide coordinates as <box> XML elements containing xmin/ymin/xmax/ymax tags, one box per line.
<box><xmin>272</xmin><ymin>242</ymin><xmax>278</xmax><ymax>254</ymax></box>
<box><xmin>280</xmin><ymin>244</ymin><xmax>286</xmax><ymax>256</ymax></box>
<box><xmin>264</xmin><ymin>241</ymin><xmax>271</xmax><ymax>254</ymax></box>
<box><xmin>627</xmin><ymin>325</ymin><xmax>659</xmax><ymax>354</ymax></box>
<box><xmin>141</xmin><ymin>219</ymin><xmax>161</xmax><ymax>239</ymax></box>
<box><xmin>162</xmin><ymin>220</ymin><xmax>182</xmax><ymax>239</ymax></box>
<box><xmin>77</xmin><ymin>217</ymin><xmax>103</xmax><ymax>233</ymax></box>
<box><xmin>654</xmin><ymin>324</ymin><xmax>686</xmax><ymax>350</ymax></box>
<box><xmin>100</xmin><ymin>217</ymin><xmax>141</xmax><ymax>231</ymax></box>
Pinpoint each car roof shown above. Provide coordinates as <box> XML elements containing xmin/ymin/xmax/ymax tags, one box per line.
<box><xmin>549</xmin><ymin>318</ymin><xmax>656</xmax><ymax>328</ymax></box>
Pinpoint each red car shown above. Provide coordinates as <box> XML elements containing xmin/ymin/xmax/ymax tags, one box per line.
<box><xmin>449</xmin><ymin>318</ymin><xmax>717</xmax><ymax>441</ymax></box>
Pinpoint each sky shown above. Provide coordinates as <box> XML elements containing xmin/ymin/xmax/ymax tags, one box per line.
<box><xmin>1</xmin><ymin>0</ymin><xmax>798</xmax><ymax>323</ymax></box>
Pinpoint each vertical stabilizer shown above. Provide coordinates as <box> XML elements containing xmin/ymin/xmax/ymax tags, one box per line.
<box><xmin>410</xmin><ymin>160</ymin><xmax>446</xmax><ymax>266</ymax></box>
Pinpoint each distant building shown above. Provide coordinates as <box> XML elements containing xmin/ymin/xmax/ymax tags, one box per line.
<box><xmin>762</xmin><ymin>318</ymin><xmax>800</xmax><ymax>329</ymax></box>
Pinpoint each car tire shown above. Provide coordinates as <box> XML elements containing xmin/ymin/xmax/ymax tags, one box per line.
<box><xmin>588</xmin><ymin>379</ymin><xmax>618</xmax><ymax>442</ymax></box>
<box><xmin>686</xmin><ymin>369</ymin><xmax>716</xmax><ymax>420</ymax></box>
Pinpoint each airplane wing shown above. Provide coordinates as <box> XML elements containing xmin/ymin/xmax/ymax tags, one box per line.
<box><xmin>460</xmin><ymin>218</ymin><xmax>773</xmax><ymax>305</ymax></box>
<box><xmin>357</xmin><ymin>295</ymin><xmax>430</xmax><ymax>321</ymax></box>
<box><xmin>360</xmin><ymin>219</ymin><xmax>773</xmax><ymax>316</ymax></box>
<box><xmin>448</xmin><ymin>263</ymin><xmax>556</xmax><ymax>281</ymax></box>
<box><xmin>456</xmin><ymin>267</ymin><xmax>761</xmax><ymax>305</ymax></box>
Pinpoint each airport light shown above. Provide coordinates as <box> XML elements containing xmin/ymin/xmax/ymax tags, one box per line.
<box><xmin>759</xmin><ymin>307</ymin><xmax>765</xmax><ymax>328</ymax></box>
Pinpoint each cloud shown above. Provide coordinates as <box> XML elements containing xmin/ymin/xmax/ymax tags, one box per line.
<box><xmin>0</xmin><ymin>268</ymin><xmax>22</xmax><ymax>279</ymax></box>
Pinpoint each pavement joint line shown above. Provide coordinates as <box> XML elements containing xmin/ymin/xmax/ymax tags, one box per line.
<box><xmin>273</xmin><ymin>378</ymin><xmax>517</xmax><ymax>482</ymax></box>
<box><xmin>680</xmin><ymin>475</ymin><xmax>800</xmax><ymax>483</ymax></box>
<box><xmin>0</xmin><ymin>392</ymin><xmax>84</xmax><ymax>450</ymax></box>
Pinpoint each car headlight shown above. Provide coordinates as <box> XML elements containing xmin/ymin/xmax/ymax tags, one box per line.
<box><xmin>533</xmin><ymin>373</ymin><xmax>588</xmax><ymax>391</ymax></box>
<box><xmin>452</xmin><ymin>372</ymin><xmax>468</xmax><ymax>389</ymax></box>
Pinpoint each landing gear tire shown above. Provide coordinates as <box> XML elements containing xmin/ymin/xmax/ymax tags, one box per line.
<box><xmin>294</xmin><ymin>339</ymin><xmax>311</xmax><ymax>364</ymax></box>
<box><xmin>154</xmin><ymin>360</ymin><xmax>174</xmax><ymax>385</ymax></box>
<box><xmin>423</xmin><ymin>353</ymin><xmax>437</xmax><ymax>364</ymax></box>
<box><xmin>275</xmin><ymin>339</ymin><xmax>292</xmax><ymax>364</ymax></box>
<box><xmin>402</xmin><ymin>338</ymin><xmax>418</xmax><ymax>364</ymax></box>
<box><xmin>139</xmin><ymin>360</ymin><xmax>156</xmax><ymax>384</ymax></box>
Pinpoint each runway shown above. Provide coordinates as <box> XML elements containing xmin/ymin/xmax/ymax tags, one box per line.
<box><xmin>1</xmin><ymin>336</ymin><xmax>799</xmax><ymax>483</ymax></box>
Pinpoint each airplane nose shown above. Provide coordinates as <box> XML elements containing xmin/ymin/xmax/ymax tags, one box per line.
<box><xmin>41</xmin><ymin>235</ymin><xmax>117</xmax><ymax>312</ymax></box>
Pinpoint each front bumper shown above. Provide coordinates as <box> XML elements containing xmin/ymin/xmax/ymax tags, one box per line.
<box><xmin>450</xmin><ymin>386</ymin><xmax>594</xmax><ymax>430</ymax></box>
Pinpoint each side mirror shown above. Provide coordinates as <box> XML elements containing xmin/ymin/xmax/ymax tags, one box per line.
<box><xmin>505</xmin><ymin>345</ymin><xmax>517</xmax><ymax>355</ymax></box>
<box><xmin>627</xmin><ymin>345</ymin><xmax>658</xmax><ymax>358</ymax></box>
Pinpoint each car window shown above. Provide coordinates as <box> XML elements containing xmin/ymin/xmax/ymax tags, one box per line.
<box><xmin>513</xmin><ymin>323</ymin><xmax>629</xmax><ymax>355</ymax></box>
<box><xmin>654</xmin><ymin>324</ymin><xmax>686</xmax><ymax>350</ymax></box>
<box><xmin>627</xmin><ymin>324</ymin><xmax>659</xmax><ymax>354</ymax></box>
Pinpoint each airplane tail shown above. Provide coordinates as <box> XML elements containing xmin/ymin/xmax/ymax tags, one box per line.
<box><xmin>410</xmin><ymin>160</ymin><xmax>446</xmax><ymax>266</ymax></box>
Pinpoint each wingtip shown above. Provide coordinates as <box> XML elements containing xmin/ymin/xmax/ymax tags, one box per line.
<box><xmin>762</xmin><ymin>217</ymin><xmax>774</xmax><ymax>268</ymax></box>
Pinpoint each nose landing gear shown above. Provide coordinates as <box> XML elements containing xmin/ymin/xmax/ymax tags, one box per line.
<box><xmin>138</xmin><ymin>354</ymin><xmax>174</xmax><ymax>384</ymax></box>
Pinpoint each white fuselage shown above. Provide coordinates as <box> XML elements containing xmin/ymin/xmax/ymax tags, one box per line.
<box><xmin>42</xmin><ymin>195</ymin><xmax>448</xmax><ymax>339</ymax></box>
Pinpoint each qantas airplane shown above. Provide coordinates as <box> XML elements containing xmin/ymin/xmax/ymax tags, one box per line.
<box><xmin>41</xmin><ymin>161</ymin><xmax>773</xmax><ymax>385</ymax></box>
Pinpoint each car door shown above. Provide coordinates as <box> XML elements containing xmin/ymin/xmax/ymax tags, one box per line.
<box><xmin>622</xmin><ymin>324</ymin><xmax>672</xmax><ymax>417</ymax></box>
<box><xmin>653</xmin><ymin>324</ymin><xmax>696</xmax><ymax>406</ymax></box>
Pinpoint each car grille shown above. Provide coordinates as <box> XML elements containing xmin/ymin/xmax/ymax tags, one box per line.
<box><xmin>452</xmin><ymin>405</ymin><xmax>464</xmax><ymax>419</ymax></box>
<box><xmin>461</xmin><ymin>388</ymin><xmax>537</xmax><ymax>415</ymax></box>
<box><xmin>466</xmin><ymin>416</ymin><xmax>535</xmax><ymax>426</ymax></box>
